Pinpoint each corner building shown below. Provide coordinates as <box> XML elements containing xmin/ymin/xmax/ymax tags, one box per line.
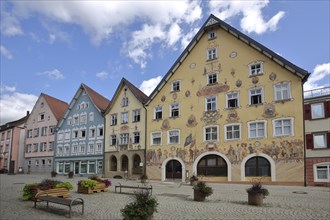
<box><xmin>145</xmin><ymin>14</ymin><xmax>309</xmax><ymax>185</ymax></box>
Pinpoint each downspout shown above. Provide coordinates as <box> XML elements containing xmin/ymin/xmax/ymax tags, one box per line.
<box><xmin>9</xmin><ymin>127</ymin><xmax>14</xmax><ymax>174</ymax></box>
<box><xmin>143</xmin><ymin>104</ymin><xmax>147</xmax><ymax>176</ymax></box>
<box><xmin>302</xmin><ymin>81</ymin><xmax>307</xmax><ymax>187</ymax></box>
<box><xmin>102</xmin><ymin>111</ymin><xmax>106</xmax><ymax>177</ymax></box>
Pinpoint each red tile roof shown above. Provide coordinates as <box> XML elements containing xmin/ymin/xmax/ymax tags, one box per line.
<box><xmin>42</xmin><ymin>93</ymin><xmax>69</xmax><ymax>121</ymax></box>
<box><xmin>82</xmin><ymin>84</ymin><xmax>110</xmax><ymax>112</ymax></box>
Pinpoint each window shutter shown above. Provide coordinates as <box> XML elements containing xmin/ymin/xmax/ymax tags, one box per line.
<box><xmin>304</xmin><ymin>104</ymin><xmax>311</xmax><ymax>120</ymax></box>
<box><xmin>325</xmin><ymin>101</ymin><xmax>330</xmax><ymax>117</ymax></box>
<box><xmin>327</xmin><ymin>132</ymin><xmax>330</xmax><ymax>148</ymax></box>
<box><xmin>306</xmin><ymin>134</ymin><xmax>313</xmax><ymax>149</ymax></box>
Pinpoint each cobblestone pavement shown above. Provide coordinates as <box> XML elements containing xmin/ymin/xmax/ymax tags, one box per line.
<box><xmin>1</xmin><ymin>174</ymin><xmax>329</xmax><ymax>219</ymax></box>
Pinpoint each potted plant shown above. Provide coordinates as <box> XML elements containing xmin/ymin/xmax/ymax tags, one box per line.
<box><xmin>193</xmin><ymin>181</ymin><xmax>213</xmax><ymax>201</ymax></box>
<box><xmin>121</xmin><ymin>190</ymin><xmax>158</xmax><ymax>220</ymax></box>
<box><xmin>68</xmin><ymin>171</ymin><xmax>74</xmax><ymax>178</ymax></box>
<box><xmin>140</xmin><ymin>174</ymin><xmax>148</xmax><ymax>183</ymax></box>
<box><xmin>51</xmin><ymin>170</ymin><xmax>57</xmax><ymax>178</ymax></box>
<box><xmin>77</xmin><ymin>175</ymin><xmax>111</xmax><ymax>194</ymax></box>
<box><xmin>22</xmin><ymin>179</ymin><xmax>73</xmax><ymax>201</ymax></box>
<box><xmin>189</xmin><ymin>175</ymin><xmax>199</xmax><ymax>186</ymax></box>
<box><xmin>246</xmin><ymin>179</ymin><xmax>269</xmax><ymax>206</ymax></box>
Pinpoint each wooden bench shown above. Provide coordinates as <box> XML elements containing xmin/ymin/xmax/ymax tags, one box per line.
<box><xmin>115</xmin><ymin>183</ymin><xmax>152</xmax><ymax>195</ymax></box>
<box><xmin>34</xmin><ymin>192</ymin><xmax>84</xmax><ymax>218</ymax></box>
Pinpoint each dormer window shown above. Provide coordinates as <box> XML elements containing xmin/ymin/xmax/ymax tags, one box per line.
<box><xmin>122</xmin><ymin>97</ymin><xmax>129</xmax><ymax>107</ymax></box>
<box><xmin>249</xmin><ymin>62</ymin><xmax>263</xmax><ymax>76</ymax></box>
<box><xmin>172</xmin><ymin>80</ymin><xmax>181</xmax><ymax>92</ymax></box>
<box><xmin>208</xmin><ymin>30</ymin><xmax>216</xmax><ymax>40</ymax></box>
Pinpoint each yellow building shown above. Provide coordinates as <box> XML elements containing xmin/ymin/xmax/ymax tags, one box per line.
<box><xmin>145</xmin><ymin>14</ymin><xmax>309</xmax><ymax>185</ymax></box>
<box><xmin>104</xmin><ymin>78</ymin><xmax>148</xmax><ymax>179</ymax></box>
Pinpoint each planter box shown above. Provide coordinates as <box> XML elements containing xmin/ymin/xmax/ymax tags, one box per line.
<box><xmin>193</xmin><ymin>190</ymin><xmax>206</xmax><ymax>201</ymax></box>
<box><xmin>77</xmin><ymin>183</ymin><xmax>109</xmax><ymax>194</ymax></box>
<box><xmin>32</xmin><ymin>187</ymin><xmax>70</xmax><ymax>200</ymax></box>
<box><xmin>248</xmin><ymin>192</ymin><xmax>264</xmax><ymax>206</ymax></box>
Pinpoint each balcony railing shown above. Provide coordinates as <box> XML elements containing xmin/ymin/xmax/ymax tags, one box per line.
<box><xmin>304</xmin><ymin>87</ymin><xmax>330</xmax><ymax>99</ymax></box>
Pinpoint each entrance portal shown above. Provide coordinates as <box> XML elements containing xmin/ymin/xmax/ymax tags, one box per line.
<box><xmin>165</xmin><ymin>160</ymin><xmax>182</xmax><ymax>179</ymax></box>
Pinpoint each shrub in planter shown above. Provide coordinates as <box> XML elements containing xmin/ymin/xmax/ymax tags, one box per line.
<box><xmin>77</xmin><ymin>175</ymin><xmax>111</xmax><ymax>194</ymax></box>
<box><xmin>189</xmin><ymin>175</ymin><xmax>199</xmax><ymax>185</ymax></box>
<box><xmin>246</xmin><ymin>179</ymin><xmax>269</xmax><ymax>206</ymax></box>
<box><xmin>121</xmin><ymin>190</ymin><xmax>158</xmax><ymax>220</ymax></box>
<box><xmin>68</xmin><ymin>171</ymin><xmax>74</xmax><ymax>178</ymax></box>
<box><xmin>193</xmin><ymin>181</ymin><xmax>213</xmax><ymax>201</ymax></box>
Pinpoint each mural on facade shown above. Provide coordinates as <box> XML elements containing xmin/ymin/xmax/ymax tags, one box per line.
<box><xmin>196</xmin><ymin>84</ymin><xmax>230</xmax><ymax>97</ymax></box>
<box><xmin>200</xmin><ymin>110</ymin><xmax>222</xmax><ymax>124</ymax></box>
<box><xmin>263</xmin><ymin>103</ymin><xmax>277</xmax><ymax>118</ymax></box>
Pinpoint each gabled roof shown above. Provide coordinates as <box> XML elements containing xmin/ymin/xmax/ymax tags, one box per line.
<box><xmin>145</xmin><ymin>14</ymin><xmax>310</xmax><ymax>106</ymax></box>
<box><xmin>0</xmin><ymin>113</ymin><xmax>29</xmax><ymax>131</ymax></box>
<box><xmin>42</xmin><ymin>93</ymin><xmax>68</xmax><ymax>121</ymax></box>
<box><xmin>104</xmin><ymin>77</ymin><xmax>148</xmax><ymax>114</ymax></box>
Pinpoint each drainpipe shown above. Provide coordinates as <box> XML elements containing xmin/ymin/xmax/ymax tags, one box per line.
<box><xmin>302</xmin><ymin>83</ymin><xmax>307</xmax><ymax>187</ymax></box>
<box><xmin>9</xmin><ymin>127</ymin><xmax>14</xmax><ymax>175</ymax></box>
<box><xmin>143</xmin><ymin>104</ymin><xmax>147</xmax><ymax>176</ymax></box>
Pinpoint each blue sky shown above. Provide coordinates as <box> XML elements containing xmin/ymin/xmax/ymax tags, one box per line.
<box><xmin>1</xmin><ymin>0</ymin><xmax>329</xmax><ymax>125</ymax></box>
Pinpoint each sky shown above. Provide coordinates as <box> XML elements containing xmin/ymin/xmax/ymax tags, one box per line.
<box><xmin>1</xmin><ymin>0</ymin><xmax>329</xmax><ymax>125</ymax></box>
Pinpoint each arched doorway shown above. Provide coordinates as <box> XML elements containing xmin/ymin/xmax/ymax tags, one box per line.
<box><xmin>166</xmin><ymin>160</ymin><xmax>182</xmax><ymax>179</ymax></box>
<box><xmin>121</xmin><ymin>155</ymin><xmax>128</xmax><ymax>171</ymax></box>
<box><xmin>132</xmin><ymin>154</ymin><xmax>142</xmax><ymax>175</ymax></box>
<box><xmin>197</xmin><ymin>154</ymin><xmax>227</xmax><ymax>177</ymax></box>
<box><xmin>110</xmin><ymin>156</ymin><xmax>117</xmax><ymax>171</ymax></box>
<box><xmin>245</xmin><ymin>156</ymin><xmax>270</xmax><ymax>177</ymax></box>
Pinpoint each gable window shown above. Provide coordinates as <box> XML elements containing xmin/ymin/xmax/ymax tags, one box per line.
<box><xmin>80</xmin><ymin>114</ymin><xmax>87</xmax><ymax>124</ymax></box>
<box><xmin>206</xmin><ymin>96</ymin><xmax>217</xmax><ymax>111</ymax></box>
<box><xmin>170</xmin><ymin>103</ymin><xmax>180</xmax><ymax>118</ymax></box>
<box><xmin>207</xmin><ymin>73</ymin><xmax>217</xmax><ymax>85</ymax></box>
<box><xmin>249</xmin><ymin>62</ymin><xmax>263</xmax><ymax>76</ymax></box>
<box><xmin>207</xmin><ymin>48</ymin><xmax>217</xmax><ymax>60</ymax></box>
<box><xmin>225</xmin><ymin>124</ymin><xmax>241</xmax><ymax>141</ymax></box>
<box><xmin>273</xmin><ymin>118</ymin><xmax>293</xmax><ymax>137</ymax></box>
<box><xmin>133</xmin><ymin>109</ymin><xmax>141</xmax><ymax>122</ymax></box>
<box><xmin>208</xmin><ymin>30</ymin><xmax>216</xmax><ymax>40</ymax></box>
<box><xmin>172</xmin><ymin>80</ymin><xmax>181</xmax><ymax>92</ymax></box>
<box><xmin>249</xmin><ymin>88</ymin><xmax>263</xmax><ymax>105</ymax></box>
<box><xmin>67</xmin><ymin>117</ymin><xmax>72</xmax><ymax>125</ymax></box>
<box><xmin>119</xmin><ymin>133</ymin><xmax>129</xmax><ymax>145</ymax></box>
<box><xmin>313</xmin><ymin>133</ymin><xmax>327</xmax><ymax>149</ymax></box>
<box><xmin>73</xmin><ymin>116</ymin><xmax>79</xmax><ymax>125</ymax></box>
<box><xmin>89</xmin><ymin>112</ymin><xmax>94</xmax><ymax>122</ymax></box>
<box><xmin>168</xmin><ymin>129</ymin><xmax>180</xmax><ymax>144</ymax></box>
<box><xmin>311</xmin><ymin>103</ymin><xmax>325</xmax><ymax>119</ymax></box>
<box><xmin>122</xmin><ymin>97</ymin><xmax>129</xmax><ymax>107</ymax></box>
<box><xmin>226</xmin><ymin>92</ymin><xmax>239</xmax><ymax>108</ymax></box>
<box><xmin>204</xmin><ymin>126</ymin><xmax>218</xmax><ymax>141</ymax></box>
<box><xmin>275</xmin><ymin>83</ymin><xmax>291</xmax><ymax>101</ymax></box>
<box><xmin>110</xmin><ymin>135</ymin><xmax>117</xmax><ymax>146</ymax></box>
<box><xmin>121</xmin><ymin>112</ymin><xmax>128</xmax><ymax>124</ymax></box>
<box><xmin>65</xmin><ymin>131</ymin><xmax>70</xmax><ymax>140</ymax></box>
<box><xmin>248</xmin><ymin>121</ymin><xmax>266</xmax><ymax>138</ymax></box>
<box><xmin>110</xmin><ymin>114</ymin><xmax>117</xmax><ymax>125</ymax></box>
<box><xmin>151</xmin><ymin>132</ymin><xmax>162</xmax><ymax>145</ymax></box>
<box><xmin>154</xmin><ymin>106</ymin><xmax>163</xmax><ymax>120</ymax></box>
<box><xmin>39</xmin><ymin>113</ymin><xmax>45</xmax><ymax>121</ymax></box>
<box><xmin>314</xmin><ymin>163</ymin><xmax>330</xmax><ymax>182</ymax></box>
<box><xmin>133</xmin><ymin>132</ymin><xmax>140</xmax><ymax>144</ymax></box>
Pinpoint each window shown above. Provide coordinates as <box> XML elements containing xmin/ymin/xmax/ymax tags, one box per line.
<box><xmin>80</xmin><ymin>114</ymin><xmax>87</xmax><ymax>124</ymax></box>
<box><xmin>226</xmin><ymin>92</ymin><xmax>239</xmax><ymax>108</ymax></box>
<box><xmin>204</xmin><ymin>126</ymin><xmax>218</xmax><ymax>141</ymax></box>
<box><xmin>275</xmin><ymin>83</ymin><xmax>291</xmax><ymax>101</ymax></box>
<box><xmin>122</xmin><ymin>97</ymin><xmax>129</xmax><ymax>107</ymax></box>
<box><xmin>133</xmin><ymin>109</ymin><xmax>141</xmax><ymax>122</ymax></box>
<box><xmin>80</xmin><ymin>144</ymin><xmax>85</xmax><ymax>153</ymax></box>
<box><xmin>73</xmin><ymin>116</ymin><xmax>79</xmax><ymax>125</ymax></box>
<box><xmin>248</xmin><ymin>121</ymin><xmax>266</xmax><ymax>138</ymax></box>
<box><xmin>27</xmin><ymin>129</ymin><xmax>33</xmax><ymax>138</ymax></box>
<box><xmin>88</xmin><ymin>144</ymin><xmax>94</xmax><ymax>153</ymax></box>
<box><xmin>39</xmin><ymin>113</ymin><xmax>45</xmax><ymax>121</ymax></box>
<box><xmin>26</xmin><ymin>144</ymin><xmax>32</xmax><ymax>153</ymax></box>
<box><xmin>49</xmin><ymin>126</ymin><xmax>55</xmax><ymax>135</ymax></box>
<box><xmin>110</xmin><ymin>114</ymin><xmax>117</xmax><ymax>125</ymax></box>
<box><xmin>89</xmin><ymin>112</ymin><xmax>94</xmax><ymax>122</ymax></box>
<box><xmin>245</xmin><ymin>156</ymin><xmax>270</xmax><ymax>176</ymax></box>
<box><xmin>225</xmin><ymin>124</ymin><xmax>241</xmax><ymax>140</ymax></box>
<box><xmin>42</xmin><ymin>159</ymin><xmax>46</xmax><ymax>166</ymax></box>
<box><xmin>207</xmin><ymin>48</ymin><xmax>217</xmax><ymax>60</ymax></box>
<box><xmin>40</xmin><ymin>142</ymin><xmax>47</xmax><ymax>151</ymax></box>
<box><xmin>72</xmin><ymin>144</ymin><xmax>78</xmax><ymax>153</ymax></box>
<box><xmin>73</xmin><ymin>130</ymin><xmax>78</xmax><ymax>139</ymax></box>
<box><xmin>80</xmin><ymin>129</ymin><xmax>86</xmax><ymax>138</ymax></box>
<box><xmin>64</xmin><ymin>162</ymin><xmax>70</xmax><ymax>173</ymax></box>
<box><xmin>36</xmin><ymin>160</ymin><xmax>39</xmax><ymax>166</ymax></box>
<box><xmin>133</xmin><ymin>132</ymin><xmax>140</xmax><ymax>144</ymax></box>
<box><xmin>65</xmin><ymin>131</ymin><xmax>70</xmax><ymax>140</ymax></box>
<box><xmin>170</xmin><ymin>103</ymin><xmax>180</xmax><ymax>117</ymax></box>
<box><xmin>249</xmin><ymin>62</ymin><xmax>263</xmax><ymax>76</ymax></box>
<box><xmin>311</xmin><ymin>103</ymin><xmax>325</xmax><ymax>119</ymax></box>
<box><xmin>314</xmin><ymin>163</ymin><xmax>330</xmax><ymax>182</ymax></box>
<box><xmin>67</xmin><ymin>117</ymin><xmax>72</xmax><ymax>125</ymax></box>
<box><xmin>273</xmin><ymin>118</ymin><xmax>293</xmax><ymax>137</ymax></box>
<box><xmin>313</xmin><ymin>133</ymin><xmax>327</xmax><ymax>149</ymax></box>
<box><xmin>48</xmin><ymin>142</ymin><xmax>53</xmax><ymax>151</ymax></box>
<box><xmin>33</xmin><ymin>143</ymin><xmax>38</xmax><ymax>152</ymax></box>
<box><xmin>119</xmin><ymin>133</ymin><xmax>129</xmax><ymax>145</ymax></box>
<box><xmin>57</xmin><ymin>162</ymin><xmax>63</xmax><ymax>173</ymax></box>
<box><xmin>89</xmin><ymin>128</ymin><xmax>95</xmax><ymax>138</ymax></box>
<box><xmin>97</xmin><ymin>143</ymin><xmax>102</xmax><ymax>152</ymax></box>
<box><xmin>48</xmin><ymin>159</ymin><xmax>52</xmax><ymax>166</ymax></box>
<box><xmin>34</xmin><ymin>128</ymin><xmax>39</xmax><ymax>137</ymax></box>
<box><xmin>110</xmin><ymin>135</ymin><xmax>117</xmax><ymax>146</ymax></box>
<box><xmin>41</xmin><ymin>127</ymin><xmax>47</xmax><ymax>136</ymax></box>
<box><xmin>57</xmin><ymin>146</ymin><xmax>63</xmax><ymax>155</ymax></box>
<box><xmin>88</xmin><ymin>161</ymin><xmax>96</xmax><ymax>173</ymax></box>
<box><xmin>206</xmin><ymin>96</ymin><xmax>217</xmax><ymax>111</ymax></box>
<box><xmin>151</xmin><ymin>132</ymin><xmax>162</xmax><ymax>145</ymax></box>
<box><xmin>80</xmin><ymin>162</ymin><xmax>87</xmax><ymax>174</ymax></box>
<box><xmin>197</xmin><ymin>155</ymin><xmax>227</xmax><ymax>176</ymax></box>
<box><xmin>98</xmin><ymin>127</ymin><xmax>104</xmax><ymax>137</ymax></box>
<box><xmin>64</xmin><ymin>145</ymin><xmax>69</xmax><ymax>155</ymax></box>
<box><xmin>154</xmin><ymin>106</ymin><xmax>163</xmax><ymax>120</ymax></box>
<box><xmin>172</xmin><ymin>81</ymin><xmax>180</xmax><ymax>92</ymax></box>
<box><xmin>121</xmin><ymin>112</ymin><xmax>128</xmax><ymax>124</ymax></box>
<box><xmin>249</xmin><ymin>88</ymin><xmax>263</xmax><ymax>105</ymax></box>
<box><xmin>207</xmin><ymin>73</ymin><xmax>217</xmax><ymax>84</ymax></box>
<box><xmin>208</xmin><ymin>30</ymin><xmax>216</xmax><ymax>40</ymax></box>
<box><xmin>168</xmin><ymin>130</ymin><xmax>180</xmax><ymax>144</ymax></box>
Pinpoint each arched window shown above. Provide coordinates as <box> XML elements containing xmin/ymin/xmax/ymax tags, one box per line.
<box><xmin>121</xmin><ymin>155</ymin><xmax>128</xmax><ymax>171</ymax></box>
<box><xmin>197</xmin><ymin>155</ymin><xmax>227</xmax><ymax>176</ymax></box>
<box><xmin>132</xmin><ymin>154</ymin><xmax>142</xmax><ymax>174</ymax></box>
<box><xmin>245</xmin><ymin>156</ymin><xmax>270</xmax><ymax>176</ymax></box>
<box><xmin>110</xmin><ymin>156</ymin><xmax>117</xmax><ymax>171</ymax></box>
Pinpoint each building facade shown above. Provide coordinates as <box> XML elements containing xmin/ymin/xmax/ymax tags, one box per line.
<box><xmin>304</xmin><ymin>87</ymin><xmax>330</xmax><ymax>187</ymax></box>
<box><xmin>0</xmin><ymin>113</ymin><xmax>29</xmax><ymax>174</ymax></box>
<box><xmin>145</xmin><ymin>14</ymin><xmax>309</xmax><ymax>185</ymax></box>
<box><xmin>24</xmin><ymin>93</ymin><xmax>68</xmax><ymax>173</ymax></box>
<box><xmin>104</xmin><ymin>78</ymin><xmax>148</xmax><ymax>179</ymax></box>
<box><xmin>54</xmin><ymin>84</ymin><xmax>110</xmax><ymax>176</ymax></box>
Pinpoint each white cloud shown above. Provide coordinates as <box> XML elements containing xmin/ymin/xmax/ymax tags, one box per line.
<box><xmin>139</xmin><ymin>76</ymin><xmax>162</xmax><ymax>96</ymax></box>
<box><xmin>0</xmin><ymin>92</ymin><xmax>38</xmax><ymax>125</ymax></box>
<box><xmin>96</xmin><ymin>71</ymin><xmax>109</xmax><ymax>80</ymax></box>
<box><xmin>304</xmin><ymin>63</ymin><xmax>330</xmax><ymax>91</ymax></box>
<box><xmin>209</xmin><ymin>0</ymin><xmax>285</xmax><ymax>34</ymax></box>
<box><xmin>0</xmin><ymin>45</ymin><xmax>13</xmax><ymax>59</ymax></box>
<box><xmin>0</xmin><ymin>9</ymin><xmax>23</xmax><ymax>36</ymax></box>
<box><xmin>37</xmin><ymin>69</ymin><xmax>65</xmax><ymax>80</ymax></box>
<box><xmin>0</xmin><ymin>84</ymin><xmax>16</xmax><ymax>92</ymax></box>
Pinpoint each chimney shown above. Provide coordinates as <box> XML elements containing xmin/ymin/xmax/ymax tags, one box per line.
<box><xmin>26</xmin><ymin>111</ymin><xmax>30</xmax><ymax>116</ymax></box>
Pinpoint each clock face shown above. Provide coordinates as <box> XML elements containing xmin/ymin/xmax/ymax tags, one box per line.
<box><xmin>229</xmin><ymin>51</ymin><xmax>237</xmax><ymax>58</ymax></box>
<box><xmin>189</xmin><ymin>63</ymin><xmax>196</xmax><ymax>69</ymax></box>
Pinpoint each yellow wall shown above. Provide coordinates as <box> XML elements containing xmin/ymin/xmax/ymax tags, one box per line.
<box><xmin>146</xmin><ymin>26</ymin><xmax>305</xmax><ymax>184</ymax></box>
